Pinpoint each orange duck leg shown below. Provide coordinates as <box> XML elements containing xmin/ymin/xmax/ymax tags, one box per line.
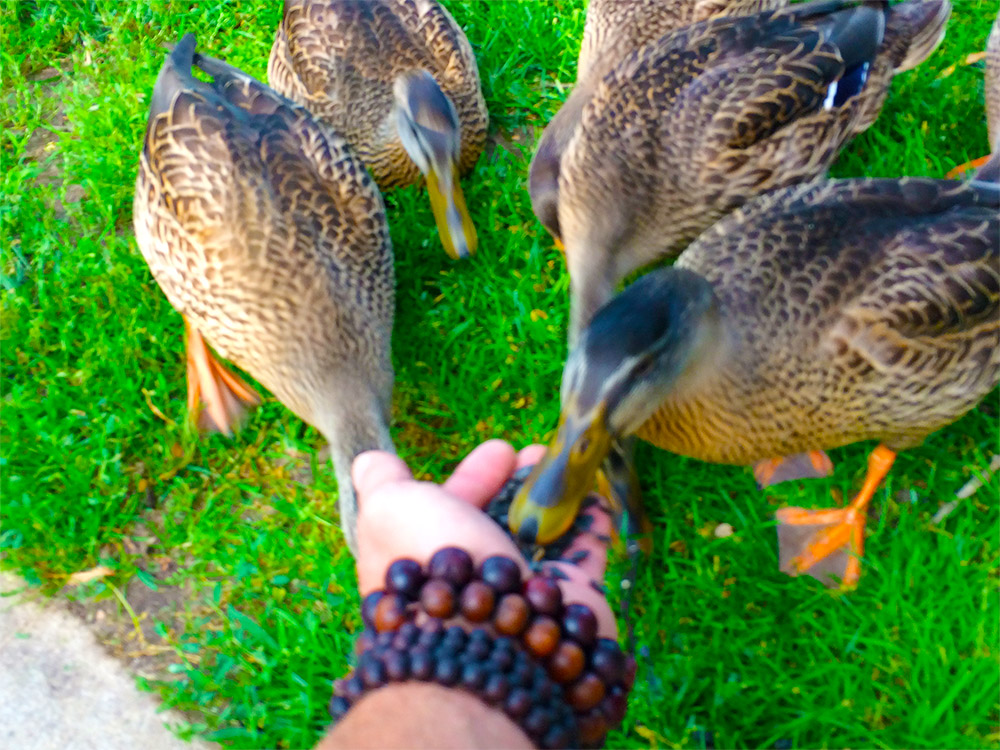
<box><xmin>184</xmin><ymin>318</ymin><xmax>260</xmax><ymax>435</ymax></box>
<box><xmin>775</xmin><ymin>445</ymin><xmax>897</xmax><ymax>588</ymax></box>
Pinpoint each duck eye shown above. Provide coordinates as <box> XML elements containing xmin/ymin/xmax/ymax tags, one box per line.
<box><xmin>633</xmin><ymin>356</ymin><xmax>655</xmax><ymax>379</ymax></box>
<box><xmin>576</xmin><ymin>436</ymin><xmax>591</xmax><ymax>455</ymax></box>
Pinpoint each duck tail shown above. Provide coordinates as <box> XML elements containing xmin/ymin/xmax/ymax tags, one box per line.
<box><xmin>150</xmin><ymin>33</ymin><xmax>198</xmax><ymax>120</ymax></box>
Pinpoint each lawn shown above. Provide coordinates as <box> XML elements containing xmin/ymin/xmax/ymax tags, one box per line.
<box><xmin>2</xmin><ymin>0</ymin><xmax>998</xmax><ymax>748</ymax></box>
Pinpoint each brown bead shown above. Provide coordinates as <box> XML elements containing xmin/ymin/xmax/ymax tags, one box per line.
<box><xmin>522</xmin><ymin>616</ymin><xmax>561</xmax><ymax>658</ymax></box>
<box><xmin>578</xmin><ymin>708</ymin><xmax>609</xmax><ymax>745</ymax></box>
<box><xmin>460</xmin><ymin>580</ymin><xmax>496</xmax><ymax>622</ymax></box>
<box><xmin>493</xmin><ymin>593</ymin><xmax>530</xmax><ymax>636</ymax></box>
<box><xmin>373</xmin><ymin>592</ymin><xmax>408</xmax><ymax>632</ymax></box>
<box><xmin>600</xmin><ymin>685</ymin><xmax>628</xmax><ymax>725</ymax></box>
<box><xmin>547</xmin><ymin>641</ymin><xmax>585</xmax><ymax>683</ymax></box>
<box><xmin>420</xmin><ymin>578</ymin><xmax>456</xmax><ymax>618</ymax></box>
<box><xmin>524</xmin><ymin>576</ymin><xmax>563</xmax><ymax>615</ymax></box>
<box><xmin>567</xmin><ymin>672</ymin><xmax>606</xmax><ymax>711</ymax></box>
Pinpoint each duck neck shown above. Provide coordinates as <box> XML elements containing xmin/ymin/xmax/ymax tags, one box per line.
<box><xmin>315</xmin><ymin>385</ymin><xmax>395</xmax><ymax>557</ymax></box>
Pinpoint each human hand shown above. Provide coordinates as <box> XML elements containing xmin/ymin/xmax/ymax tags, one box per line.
<box><xmin>351</xmin><ymin>439</ymin><xmax>616</xmax><ymax>638</ymax></box>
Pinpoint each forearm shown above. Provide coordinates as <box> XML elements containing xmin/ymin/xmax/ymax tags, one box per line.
<box><xmin>316</xmin><ymin>683</ymin><xmax>534</xmax><ymax>750</ymax></box>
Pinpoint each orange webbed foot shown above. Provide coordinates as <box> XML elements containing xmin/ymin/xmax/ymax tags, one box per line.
<box><xmin>185</xmin><ymin>319</ymin><xmax>261</xmax><ymax>435</ymax></box>
<box><xmin>945</xmin><ymin>155</ymin><xmax>991</xmax><ymax>180</ymax></box>
<box><xmin>754</xmin><ymin>450</ymin><xmax>834</xmax><ymax>488</ymax></box>
<box><xmin>774</xmin><ymin>445</ymin><xmax>897</xmax><ymax>589</ymax></box>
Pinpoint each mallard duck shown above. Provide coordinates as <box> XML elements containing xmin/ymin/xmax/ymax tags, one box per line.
<box><xmin>508</xmin><ymin>177</ymin><xmax>999</xmax><ymax>587</ymax></box>
<box><xmin>268</xmin><ymin>0</ymin><xmax>487</xmax><ymax>260</ymax></box>
<box><xmin>531</xmin><ymin>0</ymin><xmax>784</xmax><ymax>243</ymax></box>
<box><xmin>134</xmin><ymin>35</ymin><xmax>395</xmax><ymax>554</ymax></box>
<box><xmin>531</xmin><ymin>0</ymin><xmax>950</xmax><ymax>338</ymax></box>
<box><xmin>946</xmin><ymin>10</ymin><xmax>999</xmax><ymax>180</ymax></box>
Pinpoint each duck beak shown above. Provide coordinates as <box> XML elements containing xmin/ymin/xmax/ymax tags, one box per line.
<box><xmin>426</xmin><ymin>161</ymin><xmax>477</xmax><ymax>260</ymax></box>
<box><xmin>508</xmin><ymin>407</ymin><xmax>612</xmax><ymax>545</ymax></box>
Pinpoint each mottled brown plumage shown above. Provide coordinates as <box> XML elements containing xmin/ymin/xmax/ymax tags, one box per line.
<box><xmin>541</xmin><ymin>0</ymin><xmax>951</xmax><ymax>339</ymax></box>
<box><xmin>531</xmin><ymin>0</ymin><xmax>784</xmax><ymax>244</ymax></box>
<box><xmin>644</xmin><ymin>178</ymin><xmax>999</xmax><ymax>461</ymax></box>
<box><xmin>134</xmin><ymin>36</ymin><xmax>394</xmax><ymax>554</ymax></box>
<box><xmin>268</xmin><ymin>0</ymin><xmax>486</xmax><ymax>188</ymax></box>
<box><xmin>509</xmin><ymin>178</ymin><xmax>999</xmax><ymax>560</ymax></box>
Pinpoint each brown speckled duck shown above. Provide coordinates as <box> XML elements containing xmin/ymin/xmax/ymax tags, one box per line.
<box><xmin>531</xmin><ymin>0</ymin><xmax>784</xmax><ymax>244</ymax></box>
<box><xmin>530</xmin><ymin>0</ymin><xmax>951</xmax><ymax>340</ymax></box>
<box><xmin>509</xmin><ymin>177</ymin><xmax>999</xmax><ymax>587</ymax></box>
<box><xmin>268</xmin><ymin>0</ymin><xmax>487</xmax><ymax>260</ymax></box>
<box><xmin>134</xmin><ymin>35</ymin><xmax>395</xmax><ymax>554</ymax></box>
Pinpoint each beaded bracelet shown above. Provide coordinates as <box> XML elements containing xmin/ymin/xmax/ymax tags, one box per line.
<box><xmin>328</xmin><ymin>547</ymin><xmax>634</xmax><ymax>749</ymax></box>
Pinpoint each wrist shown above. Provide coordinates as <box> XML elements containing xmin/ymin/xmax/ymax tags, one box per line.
<box><xmin>329</xmin><ymin>547</ymin><xmax>633</xmax><ymax>749</ymax></box>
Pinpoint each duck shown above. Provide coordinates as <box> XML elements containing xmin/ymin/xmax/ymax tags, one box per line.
<box><xmin>531</xmin><ymin>0</ymin><xmax>951</xmax><ymax>340</ymax></box>
<box><xmin>508</xmin><ymin>176</ymin><xmax>999</xmax><ymax>587</ymax></box>
<box><xmin>133</xmin><ymin>35</ymin><xmax>395</xmax><ymax>554</ymax></box>
<box><xmin>531</xmin><ymin>0</ymin><xmax>785</xmax><ymax>245</ymax></box>
<box><xmin>946</xmin><ymin>10</ymin><xmax>999</xmax><ymax>180</ymax></box>
<box><xmin>268</xmin><ymin>0</ymin><xmax>487</xmax><ymax>260</ymax></box>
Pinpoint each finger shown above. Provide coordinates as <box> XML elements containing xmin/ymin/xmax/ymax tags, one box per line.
<box><xmin>515</xmin><ymin>444</ymin><xmax>546</xmax><ymax>470</ymax></box>
<box><xmin>356</xmin><ymin>484</ymin><xmax>530</xmax><ymax>594</ymax></box>
<box><xmin>352</xmin><ymin>451</ymin><xmax>414</xmax><ymax>503</ymax></box>
<box><xmin>542</xmin><ymin>561</ymin><xmax>618</xmax><ymax>639</ymax></box>
<box><xmin>442</xmin><ymin>439</ymin><xmax>517</xmax><ymax>508</ymax></box>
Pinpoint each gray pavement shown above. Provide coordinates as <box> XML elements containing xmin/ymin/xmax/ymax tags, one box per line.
<box><xmin>0</xmin><ymin>572</ymin><xmax>211</xmax><ymax>750</ymax></box>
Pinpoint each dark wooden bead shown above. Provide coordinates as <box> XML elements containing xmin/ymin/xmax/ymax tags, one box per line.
<box><xmin>434</xmin><ymin>656</ymin><xmax>460</xmax><ymax>686</ymax></box>
<box><xmin>504</xmin><ymin>687</ymin><xmax>532</xmax><ymax>719</ymax></box>
<box><xmin>373</xmin><ymin>592</ymin><xmax>408</xmax><ymax>632</ymax></box>
<box><xmin>382</xmin><ymin>648</ymin><xmax>410</xmax><ymax>681</ymax></box>
<box><xmin>562</xmin><ymin>603</ymin><xmax>598</xmax><ymax>648</ymax></box>
<box><xmin>466</xmin><ymin>636</ymin><xmax>491</xmax><ymax>661</ymax></box>
<box><xmin>459</xmin><ymin>580</ymin><xmax>496</xmax><ymax>622</ymax></box>
<box><xmin>483</xmin><ymin>673</ymin><xmax>510</xmax><ymax>703</ymax></box>
<box><xmin>374</xmin><ymin>630</ymin><xmax>395</xmax><ymax>649</ymax></box>
<box><xmin>489</xmin><ymin>647</ymin><xmax>514</xmax><ymax>671</ymax></box>
<box><xmin>342</xmin><ymin>675</ymin><xmax>365</xmax><ymax>701</ymax></box>
<box><xmin>578</xmin><ymin>708</ymin><xmax>609</xmax><ymax>745</ymax></box>
<box><xmin>523</xmin><ymin>707</ymin><xmax>552</xmax><ymax>738</ymax></box>
<box><xmin>600</xmin><ymin>684</ymin><xmax>628</xmax><ymax>724</ymax></box>
<box><xmin>328</xmin><ymin>695</ymin><xmax>350</xmax><ymax>718</ymax></box>
<box><xmin>567</xmin><ymin>672</ymin><xmax>605</xmax><ymax>711</ymax></box>
<box><xmin>480</xmin><ymin>555</ymin><xmax>522</xmax><ymax>594</ymax></box>
<box><xmin>409</xmin><ymin>647</ymin><xmax>433</xmax><ymax>680</ymax></box>
<box><xmin>590</xmin><ymin>638</ymin><xmax>626</xmax><ymax>683</ymax></box>
<box><xmin>359</xmin><ymin>658</ymin><xmax>387</xmax><ymax>689</ymax></box>
<box><xmin>420</xmin><ymin>578</ymin><xmax>456</xmax><ymax>618</ymax></box>
<box><xmin>417</xmin><ymin>619</ymin><xmax>444</xmax><ymax>646</ymax></box>
<box><xmin>428</xmin><ymin>547</ymin><xmax>474</xmax><ymax>588</ymax></box>
<box><xmin>361</xmin><ymin>591</ymin><xmax>383</xmax><ymax>628</ymax></box>
<box><xmin>541</xmin><ymin>723</ymin><xmax>575</xmax><ymax>749</ymax></box>
<box><xmin>548</xmin><ymin>641</ymin><xmax>586</xmax><ymax>683</ymax></box>
<box><xmin>385</xmin><ymin>558</ymin><xmax>425</xmax><ymax>599</ymax></box>
<box><xmin>523</xmin><ymin>615</ymin><xmax>561</xmax><ymax>658</ymax></box>
<box><xmin>461</xmin><ymin>661</ymin><xmax>487</xmax><ymax>690</ymax></box>
<box><xmin>494</xmin><ymin>593</ymin><xmax>530</xmax><ymax>636</ymax></box>
<box><xmin>524</xmin><ymin>577</ymin><xmax>563</xmax><ymax>616</ymax></box>
<box><xmin>392</xmin><ymin>622</ymin><xmax>420</xmax><ymax>649</ymax></box>
<box><xmin>443</xmin><ymin>625</ymin><xmax>468</xmax><ymax>651</ymax></box>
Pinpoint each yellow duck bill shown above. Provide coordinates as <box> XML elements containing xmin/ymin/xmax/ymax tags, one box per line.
<box><xmin>508</xmin><ymin>409</ymin><xmax>612</xmax><ymax>544</ymax></box>
<box><xmin>426</xmin><ymin>164</ymin><xmax>477</xmax><ymax>260</ymax></box>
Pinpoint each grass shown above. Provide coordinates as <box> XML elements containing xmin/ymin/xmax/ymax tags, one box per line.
<box><xmin>2</xmin><ymin>0</ymin><xmax>997</xmax><ymax>747</ymax></box>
